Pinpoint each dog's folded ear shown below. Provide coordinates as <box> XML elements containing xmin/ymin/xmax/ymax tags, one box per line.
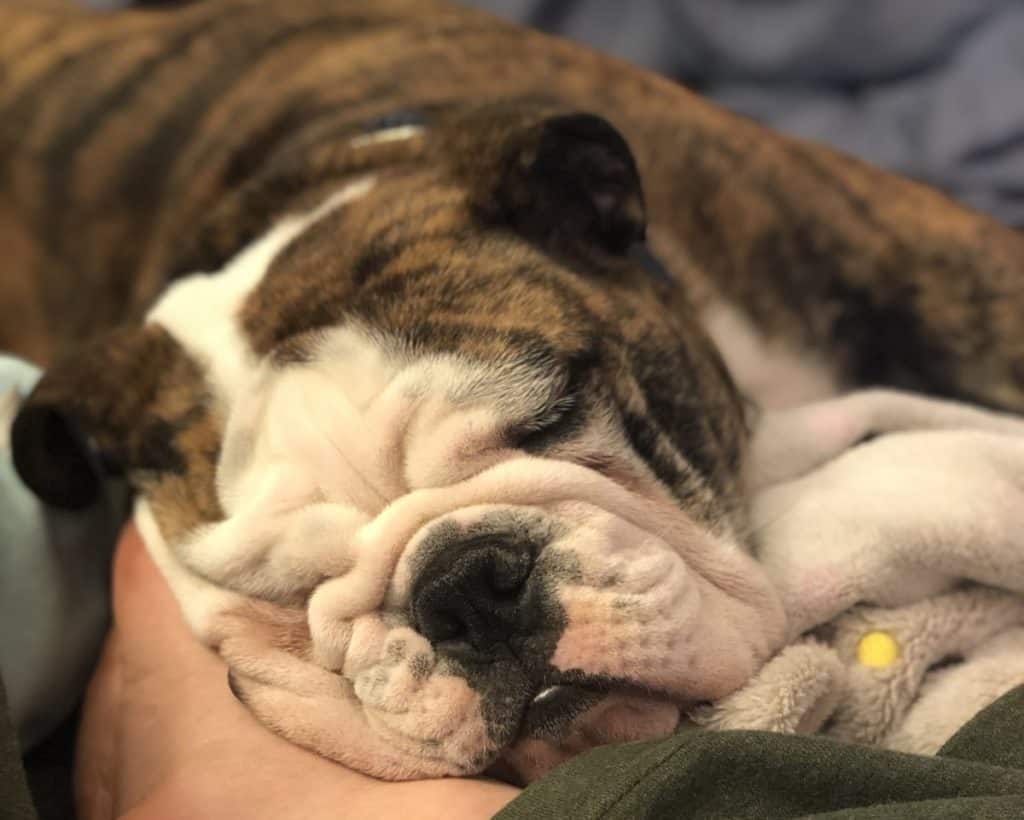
<box><xmin>11</xmin><ymin>325</ymin><xmax>212</xmax><ymax>511</ymax></box>
<box><xmin>11</xmin><ymin>400</ymin><xmax>105</xmax><ymax>510</ymax></box>
<box><xmin>445</xmin><ymin>105</ymin><xmax>646</xmax><ymax>254</ymax></box>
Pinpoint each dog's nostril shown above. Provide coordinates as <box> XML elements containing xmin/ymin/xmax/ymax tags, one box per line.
<box><xmin>486</xmin><ymin>549</ymin><xmax>531</xmax><ymax>596</ymax></box>
<box><xmin>421</xmin><ymin>608</ymin><xmax>466</xmax><ymax>643</ymax></box>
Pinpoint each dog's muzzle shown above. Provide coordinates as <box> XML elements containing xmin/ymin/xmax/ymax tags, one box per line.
<box><xmin>176</xmin><ymin>449</ymin><xmax>787</xmax><ymax>781</ymax></box>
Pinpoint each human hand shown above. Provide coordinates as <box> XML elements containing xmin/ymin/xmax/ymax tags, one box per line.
<box><xmin>75</xmin><ymin>524</ymin><xmax>520</xmax><ymax>820</ymax></box>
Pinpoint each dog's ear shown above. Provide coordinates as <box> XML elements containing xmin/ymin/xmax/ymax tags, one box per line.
<box><xmin>447</xmin><ymin>106</ymin><xmax>646</xmax><ymax>254</ymax></box>
<box><xmin>11</xmin><ymin>325</ymin><xmax>212</xmax><ymax>511</ymax></box>
<box><xmin>11</xmin><ymin>395</ymin><xmax>104</xmax><ymax>510</ymax></box>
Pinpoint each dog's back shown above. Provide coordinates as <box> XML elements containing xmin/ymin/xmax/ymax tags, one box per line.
<box><xmin>5</xmin><ymin>0</ymin><xmax>1024</xmax><ymax>412</ymax></box>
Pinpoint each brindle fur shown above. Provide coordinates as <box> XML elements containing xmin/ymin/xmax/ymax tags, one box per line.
<box><xmin>3</xmin><ymin>0</ymin><xmax>1024</xmax><ymax>571</ymax></box>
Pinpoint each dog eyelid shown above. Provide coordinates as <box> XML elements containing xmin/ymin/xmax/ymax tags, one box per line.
<box><xmin>504</xmin><ymin>391</ymin><xmax>580</xmax><ymax>451</ymax></box>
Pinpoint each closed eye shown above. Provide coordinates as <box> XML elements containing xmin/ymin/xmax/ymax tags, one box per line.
<box><xmin>505</xmin><ymin>392</ymin><xmax>582</xmax><ymax>453</ymax></box>
<box><xmin>506</xmin><ymin>348</ymin><xmax>598</xmax><ymax>452</ymax></box>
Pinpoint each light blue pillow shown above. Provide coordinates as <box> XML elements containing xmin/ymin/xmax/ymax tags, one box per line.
<box><xmin>0</xmin><ymin>354</ymin><xmax>125</xmax><ymax>751</ymax></box>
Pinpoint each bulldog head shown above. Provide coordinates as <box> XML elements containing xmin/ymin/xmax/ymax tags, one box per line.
<box><xmin>12</xmin><ymin>105</ymin><xmax>785</xmax><ymax>782</ymax></box>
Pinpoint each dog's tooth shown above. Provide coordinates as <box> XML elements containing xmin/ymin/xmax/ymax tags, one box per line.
<box><xmin>531</xmin><ymin>685</ymin><xmax>564</xmax><ymax>705</ymax></box>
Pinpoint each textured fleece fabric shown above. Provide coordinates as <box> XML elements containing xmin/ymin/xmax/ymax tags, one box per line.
<box><xmin>690</xmin><ymin>391</ymin><xmax>1024</xmax><ymax>755</ymax></box>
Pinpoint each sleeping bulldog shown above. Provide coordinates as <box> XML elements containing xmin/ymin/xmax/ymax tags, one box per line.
<box><xmin>3</xmin><ymin>0</ymin><xmax>1024</xmax><ymax>784</ymax></box>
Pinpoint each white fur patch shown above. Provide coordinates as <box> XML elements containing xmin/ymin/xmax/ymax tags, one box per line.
<box><xmin>146</xmin><ymin>176</ymin><xmax>376</xmax><ymax>406</ymax></box>
<box><xmin>134</xmin><ymin>497</ymin><xmax>250</xmax><ymax>641</ymax></box>
<box><xmin>174</xmin><ymin>320</ymin><xmax>571</xmax><ymax>603</ymax></box>
<box><xmin>702</xmin><ymin>301</ymin><xmax>840</xmax><ymax>410</ymax></box>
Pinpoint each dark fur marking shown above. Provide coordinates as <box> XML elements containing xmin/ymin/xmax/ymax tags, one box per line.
<box><xmin>350</xmin><ymin>229</ymin><xmax>472</xmax><ymax>289</ymax></box>
<box><xmin>40</xmin><ymin>8</ymin><xmax>243</xmax><ymax>250</ymax></box>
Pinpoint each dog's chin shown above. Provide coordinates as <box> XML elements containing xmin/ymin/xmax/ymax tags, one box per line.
<box><xmin>493</xmin><ymin>689</ymin><xmax>682</xmax><ymax>785</ymax></box>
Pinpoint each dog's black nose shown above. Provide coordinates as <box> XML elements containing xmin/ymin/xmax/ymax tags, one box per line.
<box><xmin>411</xmin><ymin>541</ymin><xmax>533</xmax><ymax>655</ymax></box>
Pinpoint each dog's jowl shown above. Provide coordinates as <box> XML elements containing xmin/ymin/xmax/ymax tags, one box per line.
<box><xmin>4</xmin><ymin>0</ymin><xmax>1024</xmax><ymax>782</ymax></box>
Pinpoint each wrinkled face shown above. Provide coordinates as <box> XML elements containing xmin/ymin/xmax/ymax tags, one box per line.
<box><xmin>14</xmin><ymin>112</ymin><xmax>786</xmax><ymax>782</ymax></box>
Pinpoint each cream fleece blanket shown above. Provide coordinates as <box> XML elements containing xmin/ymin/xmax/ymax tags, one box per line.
<box><xmin>691</xmin><ymin>390</ymin><xmax>1024</xmax><ymax>754</ymax></box>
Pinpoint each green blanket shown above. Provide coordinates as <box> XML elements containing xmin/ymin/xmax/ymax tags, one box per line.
<box><xmin>498</xmin><ymin>686</ymin><xmax>1024</xmax><ymax>819</ymax></box>
<box><xmin>6</xmin><ymin>680</ymin><xmax>1024</xmax><ymax>818</ymax></box>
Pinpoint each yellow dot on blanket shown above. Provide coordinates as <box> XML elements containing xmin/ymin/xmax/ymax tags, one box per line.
<box><xmin>857</xmin><ymin>631</ymin><xmax>900</xmax><ymax>668</ymax></box>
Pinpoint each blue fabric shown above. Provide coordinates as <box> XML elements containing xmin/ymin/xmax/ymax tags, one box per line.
<box><xmin>0</xmin><ymin>356</ymin><xmax>122</xmax><ymax>751</ymax></box>
<box><xmin>468</xmin><ymin>0</ymin><xmax>1024</xmax><ymax>227</ymax></box>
